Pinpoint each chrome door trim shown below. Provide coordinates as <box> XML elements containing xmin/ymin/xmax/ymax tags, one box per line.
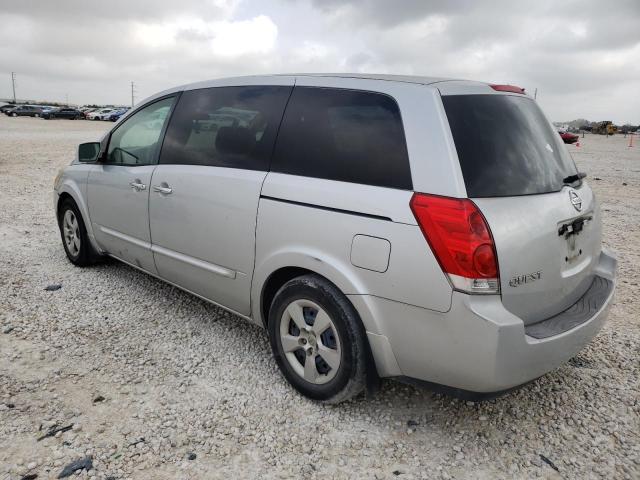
<box><xmin>100</xmin><ymin>225</ymin><xmax>151</xmax><ymax>250</ymax></box>
<box><xmin>107</xmin><ymin>254</ymin><xmax>252</xmax><ymax>323</ymax></box>
<box><xmin>151</xmin><ymin>244</ymin><xmax>237</xmax><ymax>279</ymax></box>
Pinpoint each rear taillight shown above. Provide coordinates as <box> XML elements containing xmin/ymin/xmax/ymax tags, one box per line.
<box><xmin>410</xmin><ymin>193</ymin><xmax>500</xmax><ymax>294</ymax></box>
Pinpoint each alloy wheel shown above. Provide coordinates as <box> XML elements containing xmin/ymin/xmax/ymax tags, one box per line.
<box><xmin>279</xmin><ymin>299</ymin><xmax>341</xmax><ymax>384</ymax></box>
<box><xmin>63</xmin><ymin>209</ymin><xmax>81</xmax><ymax>257</ymax></box>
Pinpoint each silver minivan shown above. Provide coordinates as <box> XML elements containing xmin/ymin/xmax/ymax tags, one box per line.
<box><xmin>54</xmin><ymin>74</ymin><xmax>617</xmax><ymax>403</ymax></box>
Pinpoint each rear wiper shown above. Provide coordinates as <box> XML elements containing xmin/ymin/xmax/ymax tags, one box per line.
<box><xmin>562</xmin><ymin>172</ymin><xmax>586</xmax><ymax>186</ymax></box>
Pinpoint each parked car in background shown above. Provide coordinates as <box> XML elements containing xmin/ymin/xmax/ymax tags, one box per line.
<box><xmin>5</xmin><ymin>105</ymin><xmax>43</xmax><ymax>117</ymax></box>
<box><xmin>107</xmin><ymin>108</ymin><xmax>129</xmax><ymax>122</ymax></box>
<box><xmin>558</xmin><ymin>130</ymin><xmax>579</xmax><ymax>144</ymax></box>
<box><xmin>0</xmin><ymin>104</ymin><xmax>17</xmax><ymax>114</ymax></box>
<box><xmin>54</xmin><ymin>74</ymin><xmax>616</xmax><ymax>403</ymax></box>
<box><xmin>43</xmin><ymin>107</ymin><xmax>84</xmax><ymax>120</ymax></box>
<box><xmin>41</xmin><ymin>106</ymin><xmax>55</xmax><ymax>116</ymax></box>
<box><xmin>86</xmin><ymin>108</ymin><xmax>114</xmax><ymax>120</ymax></box>
<box><xmin>80</xmin><ymin>108</ymin><xmax>97</xmax><ymax>118</ymax></box>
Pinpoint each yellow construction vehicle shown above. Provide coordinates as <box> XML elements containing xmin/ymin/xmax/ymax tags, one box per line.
<box><xmin>593</xmin><ymin>121</ymin><xmax>617</xmax><ymax>135</ymax></box>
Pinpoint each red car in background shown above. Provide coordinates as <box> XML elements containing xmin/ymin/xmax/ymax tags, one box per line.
<box><xmin>558</xmin><ymin>130</ymin><xmax>579</xmax><ymax>144</ymax></box>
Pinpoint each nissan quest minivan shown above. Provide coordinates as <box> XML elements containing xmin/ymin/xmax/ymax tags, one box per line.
<box><xmin>54</xmin><ymin>74</ymin><xmax>617</xmax><ymax>403</ymax></box>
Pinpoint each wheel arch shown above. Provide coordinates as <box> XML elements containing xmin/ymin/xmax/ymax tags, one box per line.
<box><xmin>251</xmin><ymin>250</ymin><xmax>368</xmax><ymax>329</ymax></box>
<box><xmin>56</xmin><ymin>191</ymin><xmax>75</xmax><ymax>220</ymax></box>
<box><xmin>259</xmin><ymin>266</ymin><xmax>314</xmax><ymax>329</ymax></box>
<box><xmin>254</xmin><ymin>259</ymin><xmax>382</xmax><ymax>392</ymax></box>
<box><xmin>56</xmin><ymin>180</ymin><xmax>102</xmax><ymax>254</ymax></box>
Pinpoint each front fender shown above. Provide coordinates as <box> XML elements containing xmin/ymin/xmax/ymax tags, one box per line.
<box><xmin>55</xmin><ymin>168</ymin><xmax>102</xmax><ymax>254</ymax></box>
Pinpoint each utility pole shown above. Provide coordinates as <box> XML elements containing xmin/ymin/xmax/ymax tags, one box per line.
<box><xmin>534</xmin><ymin>88</ymin><xmax>538</xmax><ymax>100</ymax></box>
<box><xmin>11</xmin><ymin>72</ymin><xmax>16</xmax><ymax>103</ymax></box>
<box><xmin>131</xmin><ymin>81</ymin><xmax>136</xmax><ymax>107</ymax></box>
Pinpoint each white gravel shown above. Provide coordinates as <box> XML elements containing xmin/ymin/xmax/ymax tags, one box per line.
<box><xmin>1</xmin><ymin>116</ymin><xmax>639</xmax><ymax>479</ymax></box>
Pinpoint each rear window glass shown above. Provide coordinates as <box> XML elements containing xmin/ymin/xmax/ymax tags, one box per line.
<box><xmin>442</xmin><ymin>94</ymin><xmax>578</xmax><ymax>197</ymax></box>
<box><xmin>272</xmin><ymin>87</ymin><xmax>412</xmax><ymax>190</ymax></box>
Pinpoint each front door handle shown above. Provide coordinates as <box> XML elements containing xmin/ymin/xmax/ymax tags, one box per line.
<box><xmin>153</xmin><ymin>185</ymin><xmax>173</xmax><ymax>195</ymax></box>
<box><xmin>129</xmin><ymin>180</ymin><xmax>146</xmax><ymax>191</ymax></box>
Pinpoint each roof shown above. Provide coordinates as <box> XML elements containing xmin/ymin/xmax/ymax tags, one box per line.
<box><xmin>144</xmin><ymin>73</ymin><xmax>491</xmax><ymax>109</ymax></box>
<box><xmin>273</xmin><ymin>73</ymin><xmax>457</xmax><ymax>85</ymax></box>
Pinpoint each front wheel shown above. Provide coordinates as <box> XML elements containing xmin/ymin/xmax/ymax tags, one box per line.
<box><xmin>34</xmin><ymin>113</ymin><xmax>39</xmax><ymax>117</ymax></box>
<box><xmin>57</xmin><ymin>199</ymin><xmax>100</xmax><ymax>267</ymax></box>
<box><xmin>268</xmin><ymin>274</ymin><xmax>367</xmax><ymax>404</ymax></box>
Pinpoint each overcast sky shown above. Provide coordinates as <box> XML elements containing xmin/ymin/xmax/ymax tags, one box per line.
<box><xmin>1</xmin><ymin>0</ymin><xmax>638</xmax><ymax>123</ymax></box>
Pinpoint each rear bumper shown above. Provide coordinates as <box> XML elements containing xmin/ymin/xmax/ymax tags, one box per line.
<box><xmin>350</xmin><ymin>248</ymin><xmax>617</xmax><ymax>394</ymax></box>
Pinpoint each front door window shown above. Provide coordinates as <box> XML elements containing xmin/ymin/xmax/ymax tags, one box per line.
<box><xmin>106</xmin><ymin>97</ymin><xmax>174</xmax><ymax>166</ymax></box>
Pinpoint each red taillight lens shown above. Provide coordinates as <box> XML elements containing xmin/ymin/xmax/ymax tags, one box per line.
<box><xmin>410</xmin><ymin>193</ymin><xmax>499</xmax><ymax>293</ymax></box>
<box><xmin>473</xmin><ymin>244</ymin><xmax>497</xmax><ymax>277</ymax></box>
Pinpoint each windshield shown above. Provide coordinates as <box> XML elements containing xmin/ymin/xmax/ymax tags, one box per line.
<box><xmin>442</xmin><ymin>94</ymin><xmax>578</xmax><ymax>197</ymax></box>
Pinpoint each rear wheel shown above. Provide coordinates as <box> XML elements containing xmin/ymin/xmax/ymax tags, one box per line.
<box><xmin>57</xmin><ymin>199</ymin><xmax>100</xmax><ymax>267</ymax></box>
<box><xmin>268</xmin><ymin>274</ymin><xmax>367</xmax><ymax>403</ymax></box>
<box><xmin>34</xmin><ymin>113</ymin><xmax>39</xmax><ymax>117</ymax></box>
<box><xmin>11</xmin><ymin>112</ymin><xmax>17</xmax><ymax>117</ymax></box>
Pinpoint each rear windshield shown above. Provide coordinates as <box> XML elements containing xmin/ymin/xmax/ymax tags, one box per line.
<box><xmin>442</xmin><ymin>94</ymin><xmax>578</xmax><ymax>197</ymax></box>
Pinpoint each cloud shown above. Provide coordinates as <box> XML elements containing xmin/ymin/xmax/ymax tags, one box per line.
<box><xmin>0</xmin><ymin>0</ymin><xmax>638</xmax><ymax>123</ymax></box>
<box><xmin>133</xmin><ymin>15</ymin><xmax>278</xmax><ymax>56</ymax></box>
<box><xmin>210</xmin><ymin>15</ymin><xmax>278</xmax><ymax>56</ymax></box>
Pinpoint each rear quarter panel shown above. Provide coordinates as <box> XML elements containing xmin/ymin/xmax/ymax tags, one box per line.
<box><xmin>251</xmin><ymin>173</ymin><xmax>453</xmax><ymax>331</ymax></box>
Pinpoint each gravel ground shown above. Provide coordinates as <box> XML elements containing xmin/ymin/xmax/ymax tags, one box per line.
<box><xmin>0</xmin><ymin>116</ymin><xmax>638</xmax><ymax>480</ymax></box>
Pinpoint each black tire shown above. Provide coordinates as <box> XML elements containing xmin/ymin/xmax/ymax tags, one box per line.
<box><xmin>11</xmin><ymin>112</ymin><xmax>17</xmax><ymax>117</ymax></box>
<box><xmin>268</xmin><ymin>274</ymin><xmax>367</xmax><ymax>404</ymax></box>
<box><xmin>57</xmin><ymin>198</ymin><xmax>101</xmax><ymax>267</ymax></box>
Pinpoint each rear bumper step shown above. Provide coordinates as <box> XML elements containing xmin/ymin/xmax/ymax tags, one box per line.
<box><xmin>525</xmin><ymin>275</ymin><xmax>614</xmax><ymax>339</ymax></box>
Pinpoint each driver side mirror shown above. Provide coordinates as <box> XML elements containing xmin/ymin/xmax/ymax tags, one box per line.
<box><xmin>78</xmin><ymin>142</ymin><xmax>101</xmax><ymax>162</ymax></box>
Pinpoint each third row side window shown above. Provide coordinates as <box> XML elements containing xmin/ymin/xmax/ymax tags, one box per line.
<box><xmin>271</xmin><ymin>87</ymin><xmax>412</xmax><ymax>190</ymax></box>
